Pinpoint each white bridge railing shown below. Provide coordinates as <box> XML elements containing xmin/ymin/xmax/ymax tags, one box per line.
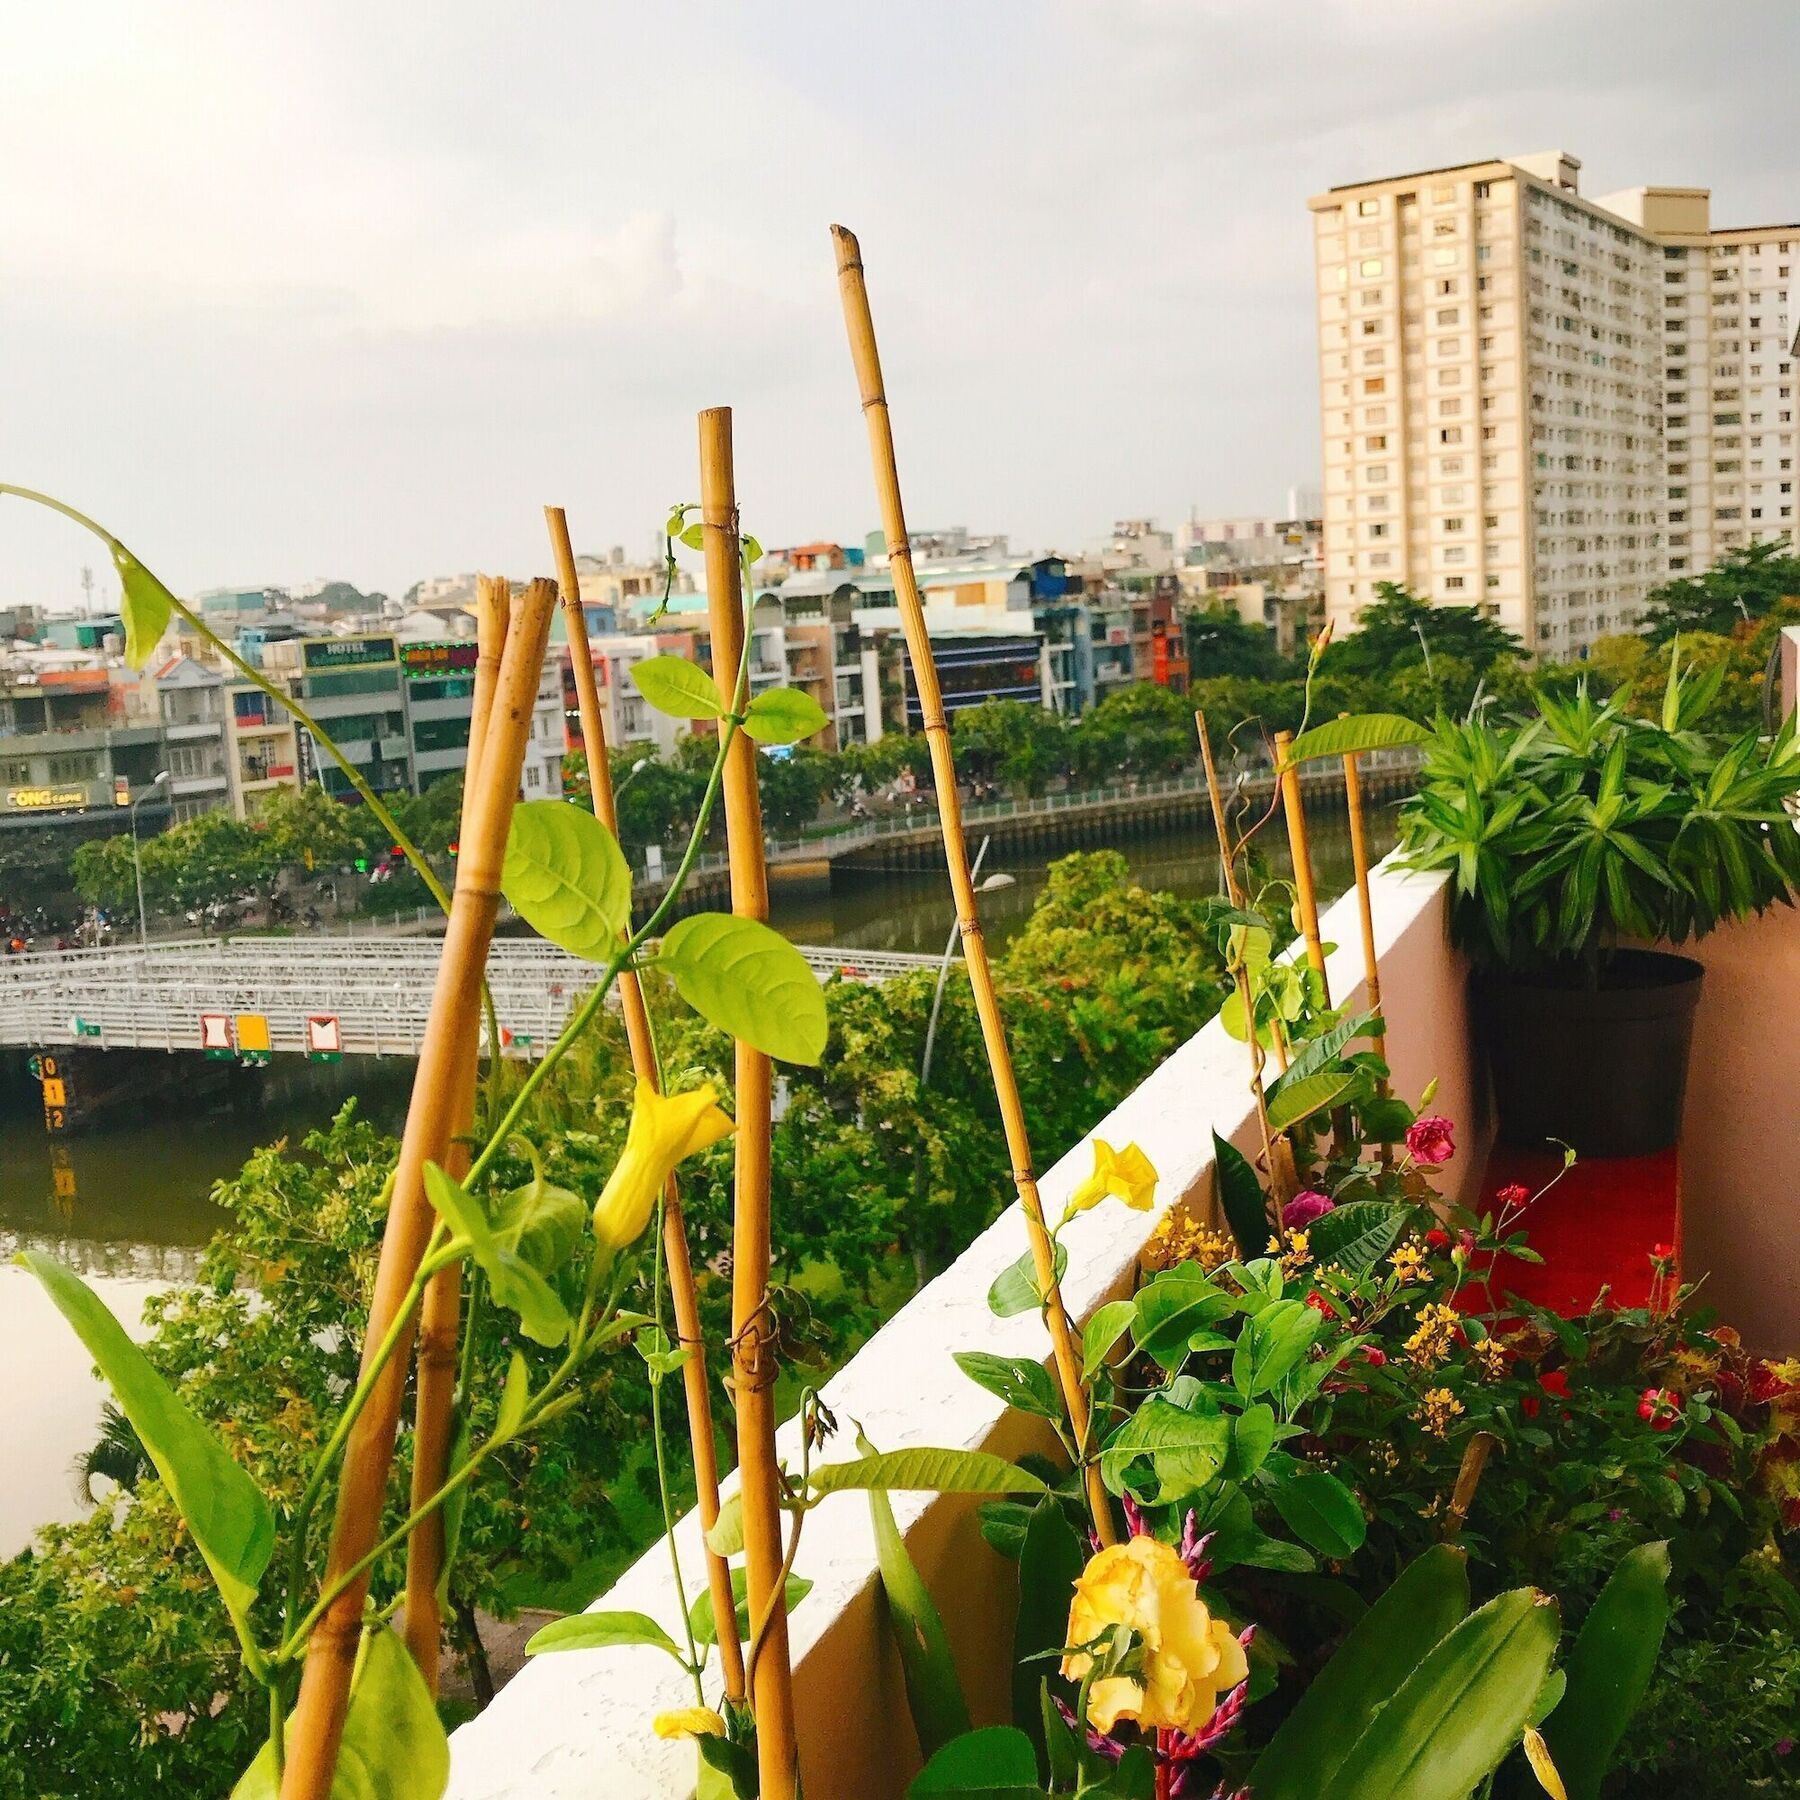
<box><xmin>0</xmin><ymin>938</ymin><xmax>939</xmax><ymax>1061</ymax></box>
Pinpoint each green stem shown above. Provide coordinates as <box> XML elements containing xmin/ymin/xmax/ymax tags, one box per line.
<box><xmin>268</xmin><ymin>1679</ymin><xmax>286</xmax><ymax>1780</ymax></box>
<box><xmin>651</xmin><ymin>1195</ymin><xmax>707</xmax><ymax>1700</ymax></box>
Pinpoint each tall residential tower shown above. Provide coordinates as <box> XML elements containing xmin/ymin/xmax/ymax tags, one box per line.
<box><xmin>1310</xmin><ymin>152</ymin><xmax>1797</xmax><ymax>654</ymax></box>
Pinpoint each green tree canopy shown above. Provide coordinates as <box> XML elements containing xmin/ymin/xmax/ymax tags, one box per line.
<box><xmin>1184</xmin><ymin>605</ymin><xmax>1293</xmax><ymax>681</ymax></box>
<box><xmin>1639</xmin><ymin>539</ymin><xmax>1800</xmax><ymax>643</ymax></box>
<box><xmin>1319</xmin><ymin>583</ymin><xmax>1525</xmax><ymax>682</ymax></box>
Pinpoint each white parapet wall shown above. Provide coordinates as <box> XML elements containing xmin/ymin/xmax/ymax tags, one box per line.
<box><xmin>446</xmin><ymin>861</ymin><xmax>1475</xmax><ymax>1800</ymax></box>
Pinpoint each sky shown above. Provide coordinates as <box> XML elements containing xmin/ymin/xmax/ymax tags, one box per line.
<box><xmin>2</xmin><ymin>0</ymin><xmax>1797</xmax><ymax>611</ymax></box>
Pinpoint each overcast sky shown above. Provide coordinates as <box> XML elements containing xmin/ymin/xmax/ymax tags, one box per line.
<box><xmin>3</xmin><ymin>0</ymin><xmax>1797</xmax><ymax>610</ymax></box>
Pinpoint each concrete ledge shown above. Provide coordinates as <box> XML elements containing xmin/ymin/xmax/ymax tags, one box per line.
<box><xmin>446</xmin><ymin>859</ymin><xmax>1470</xmax><ymax>1799</ymax></box>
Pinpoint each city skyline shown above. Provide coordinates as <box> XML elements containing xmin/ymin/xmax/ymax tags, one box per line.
<box><xmin>3</xmin><ymin>0</ymin><xmax>1797</xmax><ymax>609</ymax></box>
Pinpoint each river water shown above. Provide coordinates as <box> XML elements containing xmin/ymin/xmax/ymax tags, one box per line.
<box><xmin>0</xmin><ymin>810</ymin><xmax>1393</xmax><ymax>1555</ymax></box>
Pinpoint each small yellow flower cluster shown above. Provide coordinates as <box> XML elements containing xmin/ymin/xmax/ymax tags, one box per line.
<box><xmin>1403</xmin><ymin>1303</ymin><xmax>1461</xmax><ymax>1371</ymax></box>
<box><xmin>1266</xmin><ymin>1228</ymin><xmax>1312</xmax><ymax>1276</ymax></box>
<box><xmin>1414</xmin><ymin>1386</ymin><xmax>1464</xmax><ymax>1437</ymax></box>
<box><xmin>1146</xmin><ymin>1212</ymin><xmax>1235</xmax><ymax>1273</ymax></box>
<box><xmin>1470</xmin><ymin>1337</ymin><xmax>1510</xmax><ymax>1381</ymax></box>
<box><xmin>1373</xmin><ymin>1441</ymin><xmax>1401</xmax><ymax>1472</ymax></box>
<box><xmin>1388</xmin><ymin>1239</ymin><xmax>1428</xmax><ymax>1284</ymax></box>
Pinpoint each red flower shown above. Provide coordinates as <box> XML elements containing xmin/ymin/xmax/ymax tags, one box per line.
<box><xmin>1650</xmin><ymin>1243</ymin><xmax>1676</xmax><ymax>1266</ymax></box>
<box><xmin>1520</xmin><ymin>1395</ymin><xmax>1540</xmax><ymax>1419</ymax></box>
<box><xmin>1539</xmin><ymin>1369</ymin><xmax>1570</xmax><ymax>1399</ymax></box>
<box><xmin>1638</xmin><ymin>1386</ymin><xmax>1681</xmax><ymax>1431</ymax></box>
<box><xmin>1360</xmin><ymin>1345</ymin><xmax>1388</xmax><ymax>1367</ymax></box>
<box><xmin>1494</xmin><ymin>1182</ymin><xmax>1530</xmax><ymax>1208</ymax></box>
<box><xmin>1425</xmin><ymin>1228</ymin><xmax>1451</xmax><ymax>1250</ymax></box>
<box><xmin>1406</xmin><ymin>1116</ymin><xmax>1456</xmax><ymax>1165</ymax></box>
<box><xmin>1304</xmin><ymin>1291</ymin><xmax>1336</xmax><ymax>1318</ymax></box>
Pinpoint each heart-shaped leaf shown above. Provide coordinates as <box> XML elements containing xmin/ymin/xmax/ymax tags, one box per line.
<box><xmin>632</xmin><ymin>654</ymin><xmax>726</xmax><ymax>720</ymax></box>
<box><xmin>502</xmin><ymin>800</ymin><xmax>632</xmax><ymax>962</ymax></box>
<box><xmin>490</xmin><ymin>1173</ymin><xmax>587</xmax><ymax>1276</ymax></box>
<box><xmin>19</xmin><ymin>1250</ymin><xmax>274</xmax><ymax>1629</ymax></box>
<box><xmin>953</xmin><ymin>1351</ymin><xmax>1062</xmax><ymax>1421</ymax></box>
<box><xmin>987</xmin><ymin>1241</ymin><xmax>1068</xmax><ymax>1319</ymax></box>
<box><xmin>657</xmin><ymin>913</ymin><xmax>827</xmax><ymax>1064</ymax></box>
<box><xmin>742</xmin><ymin>687</ymin><xmax>829</xmax><ymax>745</ymax></box>
<box><xmin>111</xmin><ymin>542</ymin><xmax>176</xmax><ymax>670</ymax></box>
<box><xmin>423</xmin><ymin>1163</ymin><xmax>570</xmax><ymax>1347</ymax></box>
<box><xmin>688</xmin><ymin>1565</ymin><xmax>814</xmax><ymax>1650</ymax></box>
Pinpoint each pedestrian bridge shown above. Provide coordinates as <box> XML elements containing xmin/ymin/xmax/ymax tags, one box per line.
<box><xmin>0</xmin><ymin>936</ymin><xmax>939</xmax><ymax>1062</ymax></box>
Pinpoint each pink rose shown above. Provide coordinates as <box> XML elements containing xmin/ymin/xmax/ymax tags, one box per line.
<box><xmin>1282</xmin><ymin>1190</ymin><xmax>1335</xmax><ymax>1230</ymax></box>
<box><xmin>1406</xmin><ymin>1115</ymin><xmax>1456</xmax><ymax>1165</ymax></box>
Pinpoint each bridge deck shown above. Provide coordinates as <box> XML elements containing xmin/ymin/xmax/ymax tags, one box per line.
<box><xmin>0</xmin><ymin>938</ymin><xmax>939</xmax><ymax>1061</ymax></box>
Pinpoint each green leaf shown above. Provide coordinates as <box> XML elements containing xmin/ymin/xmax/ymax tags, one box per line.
<box><xmin>233</xmin><ymin>1627</ymin><xmax>449</xmax><ymax>1799</ymax></box>
<box><xmin>1540</xmin><ymin>1541</ymin><xmax>1670</xmax><ymax>1800</ymax></box>
<box><xmin>809</xmin><ymin>1448</ymin><xmax>1050</xmax><ymax>1498</ymax></box>
<box><xmin>953</xmin><ymin>1351</ymin><xmax>1062</xmax><ymax>1421</ymax></box>
<box><xmin>1014</xmin><ymin>1500</ymin><xmax>1085</xmax><ymax>1748</ymax></box>
<box><xmin>1266</xmin><ymin>1069</ymin><xmax>1357</xmax><ymax>1132</ymax></box>
<box><xmin>1250</xmin><ymin>1545</ymin><xmax>1471</xmax><ymax>1799</ymax></box>
<box><xmin>688</xmin><ymin>1564</ymin><xmax>813</xmax><ymax>1650</ymax></box>
<box><xmin>423</xmin><ymin>1163</ymin><xmax>570</xmax><ymax>1347</ymax></box>
<box><xmin>525</xmin><ymin>1607</ymin><xmax>684</xmax><ymax>1658</ymax></box>
<box><xmin>1266</xmin><ymin>1465</ymin><xmax>1366</xmax><ymax>1559</ymax></box>
<box><xmin>909</xmin><ymin>1726</ymin><xmax>1042</xmax><ymax>1798</ymax></box>
<box><xmin>1227</xmin><ymin>1402</ymin><xmax>1277</xmax><ymax>1480</ymax></box>
<box><xmin>1323</xmin><ymin>1587</ymin><xmax>1561</xmax><ymax>1800</ymax></box>
<box><xmin>1232</xmin><ymin>1299</ymin><xmax>1323</xmax><ymax>1401</ymax></box>
<box><xmin>657</xmin><ymin>913</ymin><xmax>828</xmax><ymax>1065</ymax></box>
<box><xmin>18</xmin><ymin>1251</ymin><xmax>274</xmax><ymax>1629</ymax></box>
<box><xmin>678</xmin><ymin>521</ymin><xmax>707</xmax><ymax>552</ymax></box>
<box><xmin>697</xmin><ymin>1734</ymin><xmax>759</xmax><ymax>1799</ymax></box>
<box><xmin>1131</xmin><ymin>1268</ymin><xmax>1235</xmax><ymax>1371</ymax></box>
<box><xmin>633</xmin><ymin>654</ymin><xmax>725</xmax><ymax>719</ymax></box>
<box><xmin>490</xmin><ymin>1173</ymin><xmax>587</xmax><ymax>1276</ymax></box>
<box><xmin>1355</xmin><ymin>1096</ymin><xmax>1416</xmax><ymax>1143</ymax></box>
<box><xmin>1271</xmin><ymin>1010</ymin><xmax>1384</xmax><ymax>1094</ymax></box>
<box><xmin>987</xmin><ymin>1241</ymin><xmax>1068</xmax><ymax>1319</ymax></box>
<box><xmin>1287</xmin><ymin>713</ymin><xmax>1431</xmax><ymax>763</ymax></box>
<box><xmin>1099</xmin><ymin>1393</ymin><xmax>1229</xmax><ymax>1495</ymax></box>
<box><xmin>494</xmin><ymin>1351</ymin><xmax>530</xmax><ymax>1441</ymax></box>
<box><xmin>706</xmin><ymin>1492</ymin><xmax>745</xmax><ymax>1558</ymax></box>
<box><xmin>501</xmin><ymin>800</ymin><xmax>632</xmax><ymax>962</ymax></box>
<box><xmin>867</xmin><ymin>1472</ymin><xmax>970</xmax><ymax>1759</ymax></box>
<box><xmin>111</xmin><ymin>541</ymin><xmax>177</xmax><ymax>671</ymax></box>
<box><xmin>742</xmin><ymin>687</ymin><xmax>830</xmax><ymax>745</ymax></box>
<box><xmin>1305</xmin><ymin>1201</ymin><xmax>1410</xmax><ymax>1275</ymax></box>
<box><xmin>1080</xmin><ymin>1300</ymin><xmax>1136</xmax><ymax>1381</ymax></box>
<box><xmin>1212</xmin><ymin>1131</ymin><xmax>1272</xmax><ymax>1260</ymax></box>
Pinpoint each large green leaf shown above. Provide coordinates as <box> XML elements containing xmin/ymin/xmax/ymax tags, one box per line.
<box><xmin>632</xmin><ymin>654</ymin><xmax>726</xmax><ymax>720</ymax></box>
<box><xmin>1098</xmin><ymin>1393</ymin><xmax>1229</xmax><ymax>1495</ymax></box>
<box><xmin>524</xmin><ymin>1608</ymin><xmax>684</xmax><ymax>1659</ymax></box>
<box><xmin>1306</xmin><ymin>1201</ymin><xmax>1409</xmax><ymax>1275</ymax></box>
<box><xmin>501</xmin><ymin>800</ymin><xmax>632</xmax><ymax>962</ymax></box>
<box><xmin>953</xmin><ymin>1351</ymin><xmax>1062</xmax><ymax>1422</ymax></box>
<box><xmin>867</xmin><ymin>1475</ymin><xmax>971</xmax><ymax>1759</ymax></box>
<box><xmin>111</xmin><ymin>541</ymin><xmax>177</xmax><ymax>670</ymax></box>
<box><xmin>1232</xmin><ymin>1298</ymin><xmax>1324</xmax><ymax>1401</ymax></box>
<box><xmin>1266</xmin><ymin>1069</ymin><xmax>1357</xmax><ymax>1132</ymax></box>
<box><xmin>1540</xmin><ymin>1541</ymin><xmax>1671</xmax><ymax>1800</ymax></box>
<box><xmin>809</xmin><ymin>1448</ymin><xmax>1049</xmax><ymax>1498</ymax></box>
<box><xmin>1080</xmin><ymin>1299</ymin><xmax>1136</xmax><ymax>1381</ymax></box>
<box><xmin>1131</xmin><ymin>1268</ymin><xmax>1235</xmax><ymax>1371</ymax></box>
<box><xmin>742</xmin><ymin>687</ymin><xmax>830</xmax><ymax>745</ymax></box>
<box><xmin>423</xmin><ymin>1163</ymin><xmax>570</xmax><ymax>1347</ymax></box>
<box><xmin>490</xmin><ymin>1170</ymin><xmax>587</xmax><ymax>1276</ymax></box>
<box><xmin>909</xmin><ymin>1726</ymin><xmax>1043</xmax><ymax>1798</ymax></box>
<box><xmin>656</xmin><ymin>913</ymin><xmax>828</xmax><ymax>1065</ymax></box>
<box><xmin>1286</xmin><ymin>713</ymin><xmax>1431</xmax><ymax>763</ymax></box>
<box><xmin>1250</xmin><ymin>1544</ymin><xmax>1471</xmax><ymax>1800</ymax></box>
<box><xmin>1212</xmin><ymin>1131</ymin><xmax>1272</xmax><ymax>1260</ymax></box>
<box><xmin>988</xmin><ymin>1242</ymin><xmax>1068</xmax><ymax>1319</ymax></box>
<box><xmin>1265</xmin><ymin>1464</ymin><xmax>1366</xmax><ymax>1559</ymax></box>
<box><xmin>18</xmin><ymin>1250</ymin><xmax>274</xmax><ymax>1628</ymax></box>
<box><xmin>233</xmin><ymin>1627</ymin><xmax>449</xmax><ymax>1800</ymax></box>
<box><xmin>1013</xmin><ymin>1499</ymin><xmax>1085</xmax><ymax>1747</ymax></box>
<box><xmin>688</xmin><ymin>1565</ymin><xmax>813</xmax><ymax>1650</ymax></box>
<box><xmin>1324</xmin><ymin>1587</ymin><xmax>1561</xmax><ymax>1800</ymax></box>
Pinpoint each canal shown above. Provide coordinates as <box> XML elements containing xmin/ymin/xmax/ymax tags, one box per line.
<box><xmin>0</xmin><ymin>809</ymin><xmax>1395</xmax><ymax>1555</ymax></box>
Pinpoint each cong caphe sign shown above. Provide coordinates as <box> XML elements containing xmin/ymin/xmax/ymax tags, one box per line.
<box><xmin>4</xmin><ymin>784</ymin><xmax>95</xmax><ymax>812</ymax></box>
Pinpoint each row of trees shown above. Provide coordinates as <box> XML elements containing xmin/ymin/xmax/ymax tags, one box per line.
<box><xmin>0</xmin><ymin>851</ymin><xmax>1228</xmax><ymax>1797</ymax></box>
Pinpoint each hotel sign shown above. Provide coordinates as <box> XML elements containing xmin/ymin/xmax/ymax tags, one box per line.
<box><xmin>302</xmin><ymin>635</ymin><xmax>397</xmax><ymax>671</ymax></box>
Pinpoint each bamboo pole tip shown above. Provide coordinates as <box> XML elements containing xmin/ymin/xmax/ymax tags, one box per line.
<box><xmin>699</xmin><ymin>405</ymin><xmax>733</xmax><ymax>432</ymax></box>
<box><xmin>831</xmin><ymin>223</ymin><xmax>862</xmax><ymax>264</ymax></box>
<box><xmin>544</xmin><ymin>503</ymin><xmax>567</xmax><ymax>527</ymax></box>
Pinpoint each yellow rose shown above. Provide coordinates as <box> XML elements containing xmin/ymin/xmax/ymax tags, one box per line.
<box><xmin>1060</xmin><ymin>1535</ymin><xmax>1248</xmax><ymax>1737</ymax></box>
<box><xmin>594</xmin><ymin>1081</ymin><xmax>735</xmax><ymax>1257</ymax></box>
<box><xmin>652</xmin><ymin>1706</ymin><xmax>727</xmax><ymax>1741</ymax></box>
<box><xmin>1060</xmin><ymin>1139</ymin><xmax>1158</xmax><ymax>1225</ymax></box>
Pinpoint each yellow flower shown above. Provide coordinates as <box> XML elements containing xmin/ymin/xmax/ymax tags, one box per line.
<box><xmin>1389</xmin><ymin>1241</ymin><xmax>1427</xmax><ymax>1284</ymax></box>
<box><xmin>1060</xmin><ymin>1536</ymin><xmax>1248</xmax><ymax>1737</ymax></box>
<box><xmin>1403</xmin><ymin>1303</ymin><xmax>1461</xmax><ymax>1371</ymax></box>
<box><xmin>1414</xmin><ymin>1386</ymin><xmax>1464</xmax><ymax>1438</ymax></box>
<box><xmin>1062</xmin><ymin>1138</ymin><xmax>1158</xmax><ymax>1224</ymax></box>
<box><xmin>594</xmin><ymin>1081</ymin><xmax>735</xmax><ymax>1257</ymax></box>
<box><xmin>652</xmin><ymin>1706</ymin><xmax>727</xmax><ymax>1741</ymax></box>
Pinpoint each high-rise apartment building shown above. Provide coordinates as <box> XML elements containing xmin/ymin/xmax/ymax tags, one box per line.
<box><xmin>1310</xmin><ymin>151</ymin><xmax>1798</xmax><ymax>654</ymax></box>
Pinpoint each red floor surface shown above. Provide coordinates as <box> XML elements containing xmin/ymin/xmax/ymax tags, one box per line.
<box><xmin>1464</xmin><ymin>1146</ymin><xmax>1681</xmax><ymax>1316</ymax></box>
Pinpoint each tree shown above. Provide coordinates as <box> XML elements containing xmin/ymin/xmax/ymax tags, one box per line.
<box><xmin>1640</xmin><ymin>540</ymin><xmax>1800</xmax><ymax>643</ymax></box>
<box><xmin>1068</xmin><ymin>682</ymin><xmax>1195</xmax><ymax>784</ymax></box>
<box><xmin>256</xmin><ymin>783</ymin><xmax>363</xmax><ymax>872</ymax></box>
<box><xmin>951</xmin><ymin>699</ymin><xmax>1069</xmax><ymax>797</ymax></box>
<box><xmin>1320</xmin><ymin>583</ymin><xmax>1525</xmax><ymax>682</ymax></box>
<box><xmin>1184</xmin><ymin>605</ymin><xmax>1293</xmax><ymax>681</ymax></box>
<box><xmin>755</xmin><ymin>746</ymin><xmax>833</xmax><ymax>834</ymax></box>
<box><xmin>70</xmin><ymin>834</ymin><xmax>144</xmax><ymax>912</ymax></box>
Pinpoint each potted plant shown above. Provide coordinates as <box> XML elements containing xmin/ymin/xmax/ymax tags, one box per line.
<box><xmin>1398</xmin><ymin>666</ymin><xmax>1800</xmax><ymax>1155</ymax></box>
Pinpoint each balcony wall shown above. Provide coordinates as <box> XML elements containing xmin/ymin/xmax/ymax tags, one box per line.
<box><xmin>446</xmin><ymin>861</ymin><xmax>1483</xmax><ymax>1800</ymax></box>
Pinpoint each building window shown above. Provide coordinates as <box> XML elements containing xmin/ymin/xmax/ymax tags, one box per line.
<box><xmin>1363</xmin><ymin>377</ymin><xmax>1386</xmax><ymax>394</ymax></box>
<box><xmin>1359</xmin><ymin>258</ymin><xmax>1383</xmax><ymax>277</ymax></box>
<box><xmin>1357</xmin><ymin>199</ymin><xmax>1378</xmax><ymax>217</ymax></box>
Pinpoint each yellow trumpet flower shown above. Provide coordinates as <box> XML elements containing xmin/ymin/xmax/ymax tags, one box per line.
<box><xmin>652</xmin><ymin>1706</ymin><xmax>727</xmax><ymax>1741</ymax></box>
<box><xmin>1059</xmin><ymin>1138</ymin><xmax>1158</xmax><ymax>1225</ymax></box>
<box><xmin>593</xmin><ymin>1080</ymin><xmax>735</xmax><ymax>1257</ymax></box>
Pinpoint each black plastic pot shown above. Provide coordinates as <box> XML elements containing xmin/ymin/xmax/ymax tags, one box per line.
<box><xmin>1471</xmin><ymin>949</ymin><xmax>1705</xmax><ymax>1158</ymax></box>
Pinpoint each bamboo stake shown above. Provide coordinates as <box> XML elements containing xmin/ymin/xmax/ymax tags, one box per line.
<box><xmin>1342</xmin><ymin>747</ymin><xmax>1394</xmax><ymax>1155</ymax></box>
<box><xmin>1272</xmin><ymin>730</ymin><xmax>1329</xmax><ymax>999</ymax></box>
<box><xmin>401</xmin><ymin>574</ymin><xmax>511</xmax><ymax>1683</ymax></box>
<box><xmin>281</xmin><ymin>578</ymin><xmax>559</xmax><ymax>1800</ymax></box>
<box><xmin>698</xmin><ymin>408</ymin><xmax>798</xmax><ymax>1799</ymax></box>
<box><xmin>833</xmin><ymin>224</ymin><xmax>1115</xmax><ymax>1547</ymax></box>
<box><xmin>545</xmin><ymin>504</ymin><xmax>747</xmax><ymax>1703</ymax></box>
<box><xmin>1196</xmin><ymin>712</ymin><xmax>1297</xmax><ymax>1208</ymax></box>
<box><xmin>1443</xmin><ymin>1430</ymin><xmax>1499</xmax><ymax>1541</ymax></box>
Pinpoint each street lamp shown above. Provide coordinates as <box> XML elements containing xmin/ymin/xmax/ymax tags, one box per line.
<box><xmin>919</xmin><ymin>837</ymin><xmax>1016</xmax><ymax>1091</ymax></box>
<box><xmin>131</xmin><ymin>770</ymin><xmax>171</xmax><ymax>946</ymax></box>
